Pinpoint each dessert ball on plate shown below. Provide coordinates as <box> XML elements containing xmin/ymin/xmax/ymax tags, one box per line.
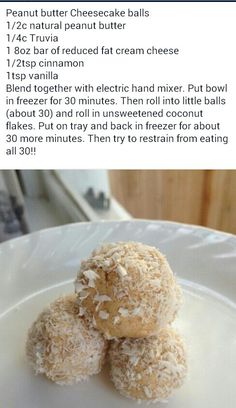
<box><xmin>75</xmin><ymin>242</ymin><xmax>182</xmax><ymax>338</ymax></box>
<box><xmin>26</xmin><ymin>294</ymin><xmax>107</xmax><ymax>385</ymax></box>
<box><xmin>109</xmin><ymin>327</ymin><xmax>187</xmax><ymax>401</ymax></box>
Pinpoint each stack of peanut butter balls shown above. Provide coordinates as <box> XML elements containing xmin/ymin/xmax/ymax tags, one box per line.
<box><xmin>26</xmin><ymin>242</ymin><xmax>187</xmax><ymax>402</ymax></box>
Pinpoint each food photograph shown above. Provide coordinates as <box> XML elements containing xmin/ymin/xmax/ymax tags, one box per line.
<box><xmin>0</xmin><ymin>170</ymin><xmax>235</xmax><ymax>408</ymax></box>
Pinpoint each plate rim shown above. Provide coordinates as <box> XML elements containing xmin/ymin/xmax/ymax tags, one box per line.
<box><xmin>0</xmin><ymin>219</ymin><xmax>235</xmax><ymax>251</ymax></box>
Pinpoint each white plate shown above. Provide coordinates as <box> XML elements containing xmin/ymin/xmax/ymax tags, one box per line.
<box><xmin>0</xmin><ymin>220</ymin><xmax>236</xmax><ymax>408</ymax></box>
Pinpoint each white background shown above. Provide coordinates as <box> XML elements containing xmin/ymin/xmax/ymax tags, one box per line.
<box><xmin>0</xmin><ymin>2</ymin><xmax>235</xmax><ymax>169</ymax></box>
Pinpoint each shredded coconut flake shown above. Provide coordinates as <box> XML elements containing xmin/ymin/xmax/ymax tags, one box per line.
<box><xmin>78</xmin><ymin>290</ymin><xmax>89</xmax><ymax>299</ymax></box>
<box><xmin>129</xmin><ymin>355</ymin><xmax>140</xmax><ymax>366</ymax></box>
<box><xmin>118</xmin><ymin>307</ymin><xmax>129</xmax><ymax>317</ymax></box>
<box><xmin>144</xmin><ymin>387</ymin><xmax>152</xmax><ymax>399</ymax></box>
<box><xmin>149</xmin><ymin>279</ymin><xmax>161</xmax><ymax>288</ymax></box>
<box><xmin>83</xmin><ymin>269</ymin><xmax>99</xmax><ymax>280</ymax></box>
<box><xmin>98</xmin><ymin>311</ymin><xmax>109</xmax><ymax>320</ymax></box>
<box><xmin>116</xmin><ymin>265</ymin><xmax>127</xmax><ymax>278</ymax></box>
<box><xmin>79</xmin><ymin>307</ymin><xmax>85</xmax><ymax>316</ymax></box>
<box><xmin>132</xmin><ymin>306</ymin><xmax>142</xmax><ymax>316</ymax></box>
<box><xmin>94</xmin><ymin>294</ymin><xmax>112</xmax><ymax>303</ymax></box>
<box><xmin>113</xmin><ymin>316</ymin><xmax>120</xmax><ymax>325</ymax></box>
<box><xmin>103</xmin><ymin>259</ymin><xmax>112</xmax><ymax>268</ymax></box>
<box><xmin>74</xmin><ymin>281</ymin><xmax>87</xmax><ymax>293</ymax></box>
<box><xmin>83</xmin><ymin>269</ymin><xmax>99</xmax><ymax>288</ymax></box>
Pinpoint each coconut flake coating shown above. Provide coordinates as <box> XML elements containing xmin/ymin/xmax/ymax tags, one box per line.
<box><xmin>26</xmin><ymin>294</ymin><xmax>107</xmax><ymax>385</ymax></box>
<box><xmin>75</xmin><ymin>242</ymin><xmax>182</xmax><ymax>338</ymax></box>
<box><xmin>109</xmin><ymin>327</ymin><xmax>187</xmax><ymax>401</ymax></box>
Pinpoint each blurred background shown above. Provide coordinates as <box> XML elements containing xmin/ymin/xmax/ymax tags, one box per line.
<box><xmin>0</xmin><ymin>169</ymin><xmax>235</xmax><ymax>242</ymax></box>
<box><xmin>110</xmin><ymin>170</ymin><xmax>236</xmax><ymax>234</ymax></box>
